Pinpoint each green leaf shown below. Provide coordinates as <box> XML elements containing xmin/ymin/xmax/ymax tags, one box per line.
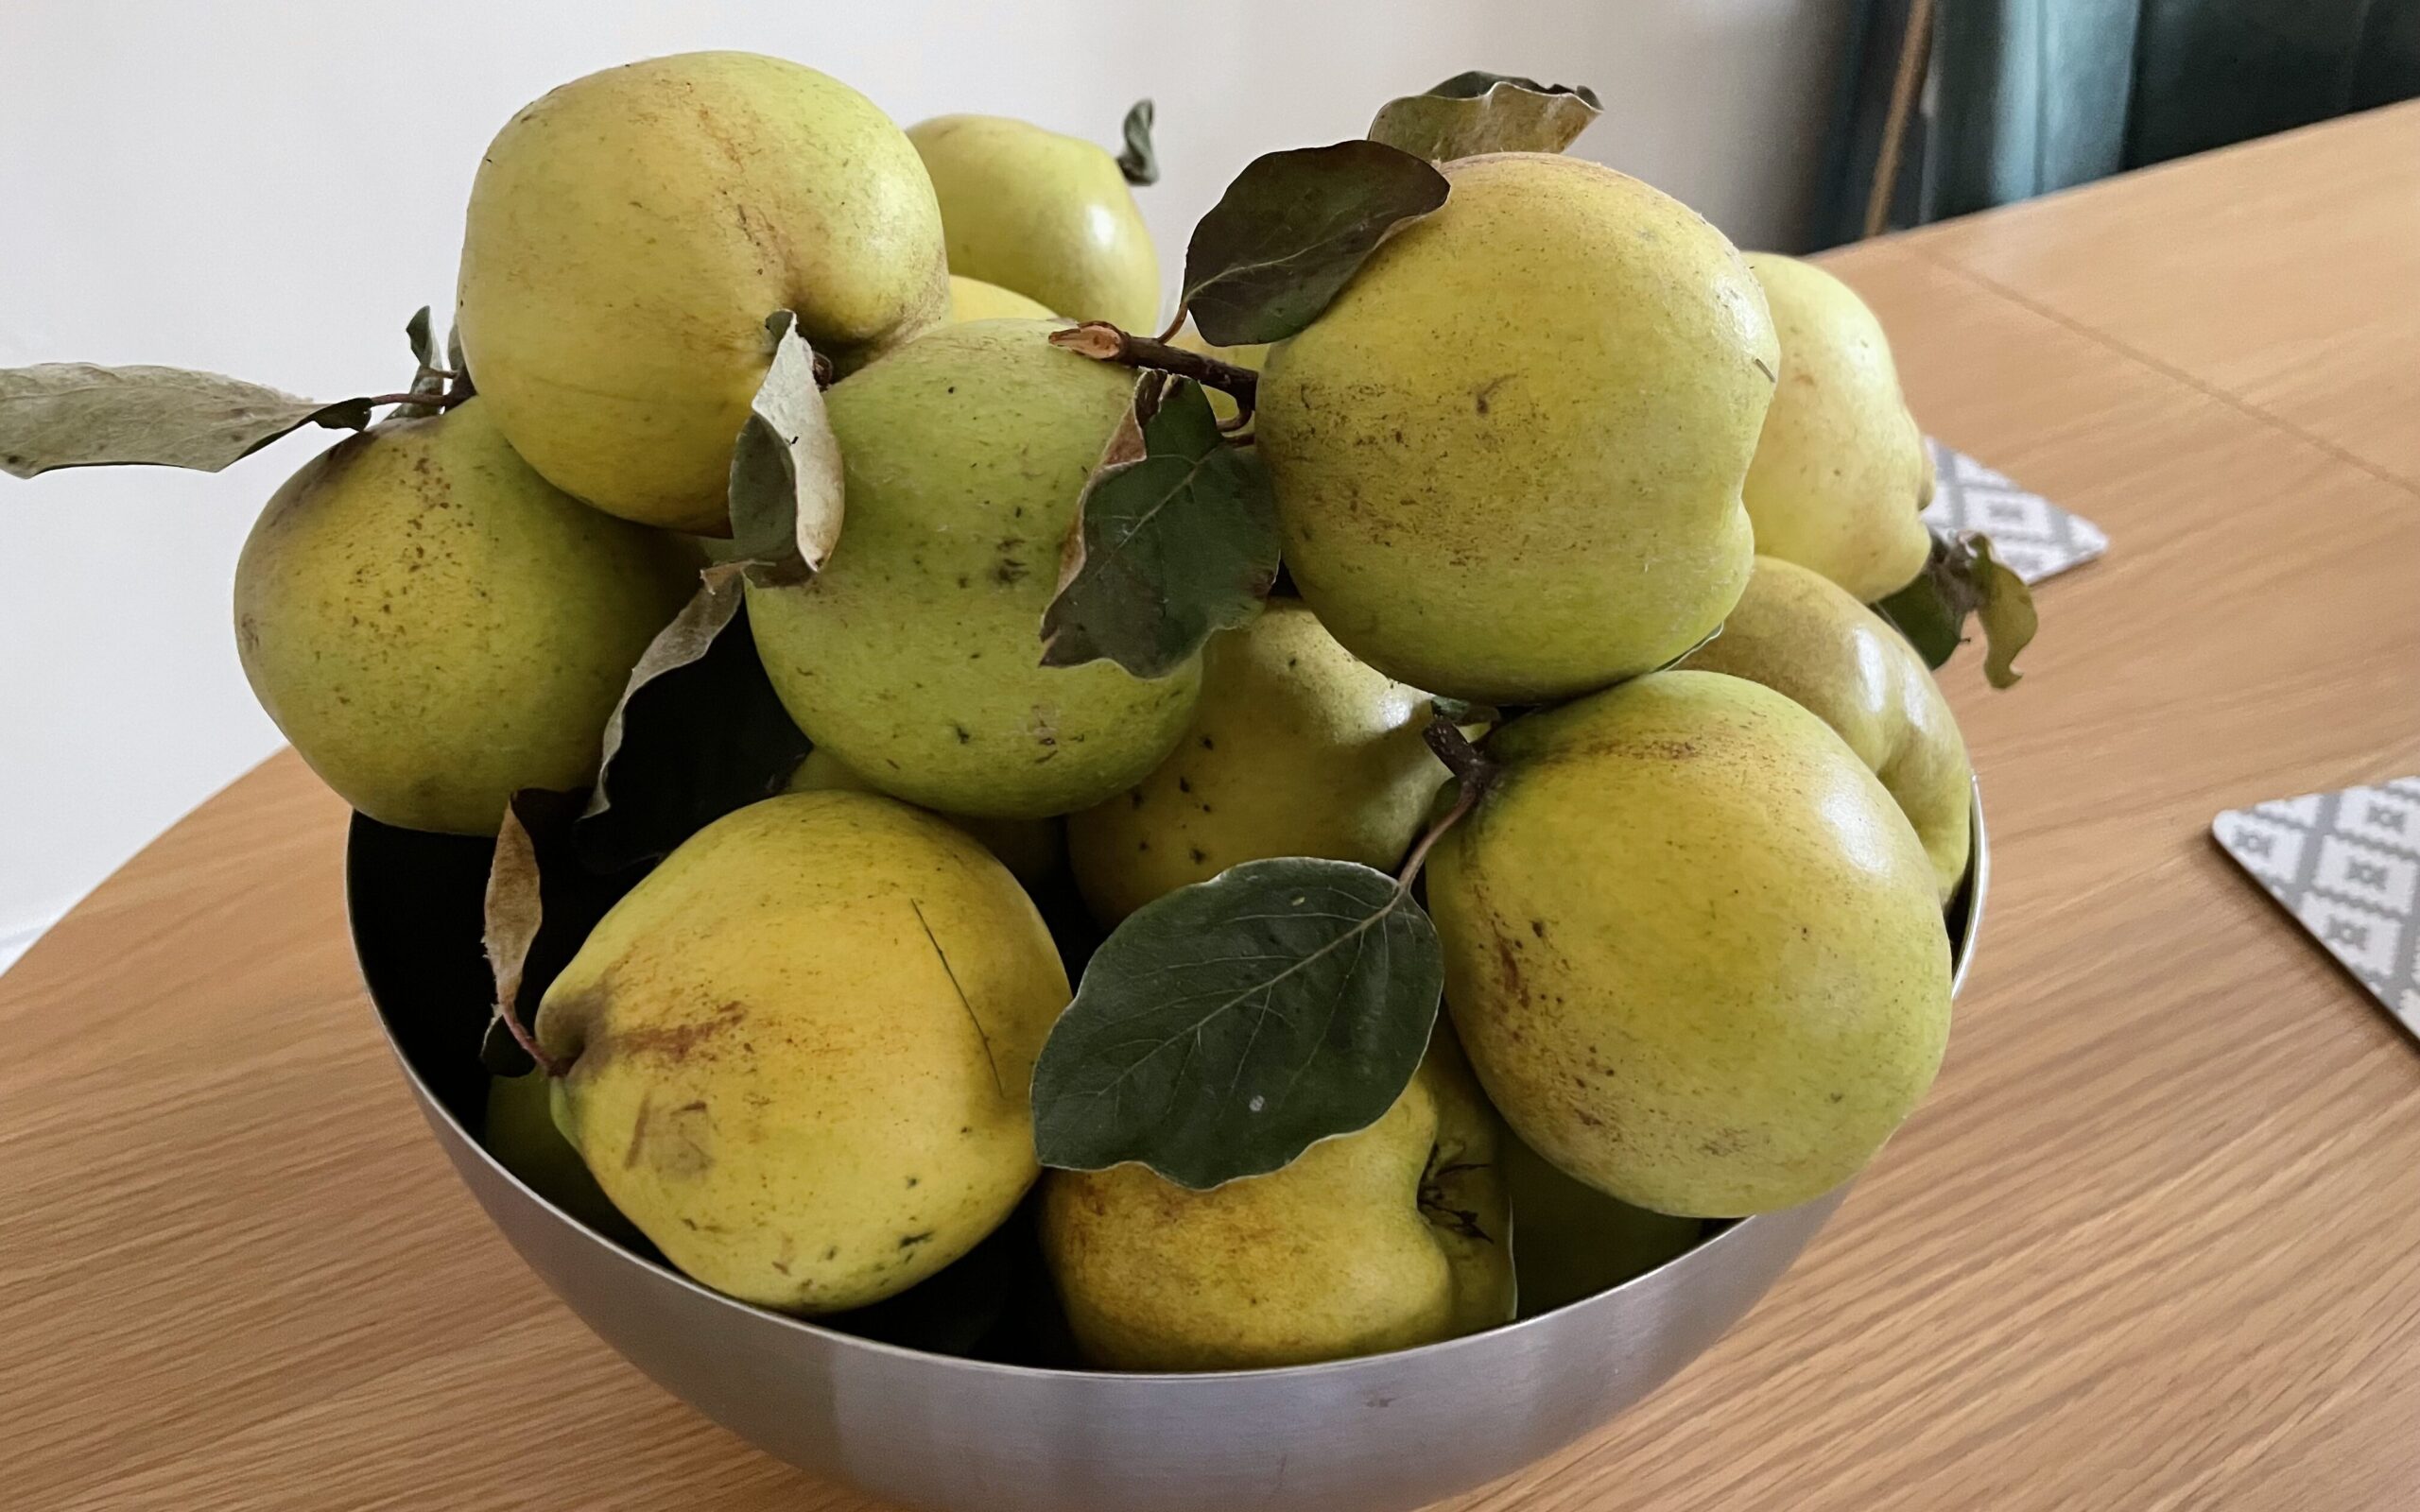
<box><xmin>1031</xmin><ymin>856</ymin><xmax>1444</xmax><ymax>1190</ymax></box>
<box><xmin>0</xmin><ymin>364</ymin><xmax>381</xmax><ymax>479</ymax></box>
<box><xmin>1368</xmin><ymin>73</ymin><xmax>1603</xmax><ymax>161</ymax></box>
<box><xmin>1116</xmin><ymin>98</ymin><xmax>1158</xmax><ymax>186</ymax></box>
<box><xmin>1181</xmin><ymin>140</ymin><xmax>1450</xmax><ymax>347</ymax></box>
<box><xmin>1040</xmin><ymin>376</ymin><xmax>1281</xmax><ymax>678</ymax></box>
<box><xmin>576</xmin><ymin>564</ymin><xmax>813</xmax><ymax>871</ymax></box>
<box><xmin>1874</xmin><ymin>527</ymin><xmax>2041</xmax><ymax>687</ymax></box>
<box><xmin>725</xmin><ymin>311</ymin><xmax>845</xmax><ymax>583</ymax></box>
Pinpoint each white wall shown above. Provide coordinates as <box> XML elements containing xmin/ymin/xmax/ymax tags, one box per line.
<box><xmin>0</xmin><ymin>0</ymin><xmax>1851</xmax><ymax>962</ymax></box>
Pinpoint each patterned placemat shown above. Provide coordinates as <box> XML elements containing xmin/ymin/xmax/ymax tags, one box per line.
<box><xmin>1922</xmin><ymin>439</ymin><xmax>2110</xmax><ymax>584</ymax></box>
<box><xmin>2212</xmin><ymin>780</ymin><xmax>2420</xmax><ymax>1030</ymax></box>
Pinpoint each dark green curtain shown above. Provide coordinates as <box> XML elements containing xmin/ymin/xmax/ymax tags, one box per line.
<box><xmin>1814</xmin><ymin>0</ymin><xmax>2420</xmax><ymax>249</ymax></box>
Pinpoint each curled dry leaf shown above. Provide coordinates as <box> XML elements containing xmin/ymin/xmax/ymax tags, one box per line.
<box><xmin>1181</xmin><ymin>139</ymin><xmax>1451</xmax><ymax>348</ymax></box>
<box><xmin>0</xmin><ymin>364</ymin><xmax>388</xmax><ymax>479</ymax></box>
<box><xmin>393</xmin><ymin>305</ymin><xmax>449</xmax><ymax>421</ymax></box>
<box><xmin>479</xmin><ymin>788</ymin><xmax>596</xmax><ymax>1076</ymax></box>
<box><xmin>1875</xmin><ymin>527</ymin><xmax>2042</xmax><ymax>688</ymax></box>
<box><xmin>1029</xmin><ymin>856</ymin><xmax>1445</xmax><ymax>1190</ymax></box>
<box><xmin>1970</xmin><ymin>536</ymin><xmax>2039</xmax><ymax>689</ymax></box>
<box><xmin>1040</xmin><ymin>376</ymin><xmax>1281</xmax><ymax>679</ymax></box>
<box><xmin>725</xmin><ymin>311</ymin><xmax>846</xmax><ymax>580</ymax></box>
<box><xmin>1117</xmin><ymin>97</ymin><xmax>1159</xmax><ymax>187</ymax></box>
<box><xmin>1367</xmin><ymin>72</ymin><xmax>1604</xmax><ymax>162</ymax></box>
<box><xmin>576</xmin><ymin>563</ymin><xmax>813</xmax><ymax>871</ymax></box>
<box><xmin>445</xmin><ymin>322</ymin><xmax>475</xmax><ymax>400</ymax></box>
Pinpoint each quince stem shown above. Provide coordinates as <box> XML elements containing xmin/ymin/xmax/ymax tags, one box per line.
<box><xmin>495</xmin><ymin>996</ymin><xmax>564</xmax><ymax>1079</ymax></box>
<box><xmin>1397</xmin><ymin>714</ymin><xmax>1497</xmax><ymax>888</ymax></box>
<box><xmin>1047</xmin><ymin>321</ymin><xmax>1260</xmax><ymax>419</ymax></box>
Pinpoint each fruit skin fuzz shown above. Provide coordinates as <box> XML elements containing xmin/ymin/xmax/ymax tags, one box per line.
<box><xmin>458</xmin><ymin>51</ymin><xmax>950</xmax><ymax>535</ymax></box>
<box><xmin>232</xmin><ymin>398</ymin><xmax>694</xmax><ymax>835</ymax></box>
<box><xmin>1256</xmin><ymin>151</ymin><xmax>1779</xmax><ymax>705</ymax></box>
<box><xmin>1066</xmin><ymin>599</ymin><xmax>1445</xmax><ymax>927</ymax></box>
<box><xmin>538</xmin><ymin>791</ymin><xmax>1071</xmax><ymax>1314</ymax></box>
<box><xmin>1040</xmin><ymin>1030</ymin><xmax>1513</xmax><ymax>1372</ymax></box>
<box><xmin>1428</xmin><ymin>671</ymin><xmax>1952</xmax><ymax>1219</ymax></box>
<box><xmin>1684</xmin><ymin>555</ymin><xmax>1974</xmax><ymax>900</ymax></box>
<box><xmin>1739</xmin><ymin>252</ymin><xmax>1935</xmax><ymax>604</ymax></box>
<box><xmin>748</xmin><ymin>319</ymin><xmax>1203</xmax><ymax>821</ymax></box>
<box><xmin>911</xmin><ymin>112</ymin><xmax>1164</xmax><ymax>335</ymax></box>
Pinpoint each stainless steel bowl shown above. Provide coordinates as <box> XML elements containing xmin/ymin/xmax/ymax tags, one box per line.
<box><xmin>351</xmin><ymin>785</ymin><xmax>1986</xmax><ymax>1512</ymax></box>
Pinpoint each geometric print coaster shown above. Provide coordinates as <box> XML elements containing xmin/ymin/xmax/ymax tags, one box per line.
<box><xmin>2212</xmin><ymin>778</ymin><xmax>2420</xmax><ymax>1033</ymax></box>
<box><xmin>1922</xmin><ymin>438</ymin><xmax>2112</xmax><ymax>584</ymax></box>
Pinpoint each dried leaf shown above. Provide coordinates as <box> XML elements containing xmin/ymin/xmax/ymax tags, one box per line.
<box><xmin>0</xmin><ymin>364</ymin><xmax>380</xmax><ymax>478</ymax></box>
<box><xmin>478</xmin><ymin>788</ymin><xmax>604</xmax><ymax>1076</ymax></box>
<box><xmin>1874</xmin><ymin>527</ymin><xmax>2041</xmax><ymax>687</ymax></box>
<box><xmin>1030</xmin><ymin>857</ymin><xmax>1443</xmax><ymax>1190</ymax></box>
<box><xmin>446</xmin><ymin>322</ymin><xmax>476</xmax><ymax>400</ymax></box>
<box><xmin>1117</xmin><ymin>98</ymin><xmax>1158</xmax><ymax>186</ymax></box>
<box><xmin>1181</xmin><ymin>140</ymin><xmax>1450</xmax><ymax>347</ymax></box>
<box><xmin>394</xmin><ymin>306</ymin><xmax>447</xmax><ymax>421</ymax></box>
<box><xmin>577</xmin><ymin>564</ymin><xmax>812</xmax><ymax>871</ymax></box>
<box><xmin>1971</xmin><ymin>536</ymin><xmax>2039</xmax><ymax>689</ymax></box>
<box><xmin>1040</xmin><ymin>377</ymin><xmax>1280</xmax><ymax>678</ymax></box>
<box><xmin>726</xmin><ymin>311</ymin><xmax>845</xmax><ymax>580</ymax></box>
<box><xmin>405</xmin><ymin>306</ymin><xmax>437</xmax><ymax>370</ymax></box>
<box><xmin>1368</xmin><ymin>73</ymin><xmax>1603</xmax><ymax>161</ymax></box>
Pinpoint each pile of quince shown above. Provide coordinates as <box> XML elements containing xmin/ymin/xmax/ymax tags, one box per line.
<box><xmin>0</xmin><ymin>52</ymin><xmax>2031</xmax><ymax>1372</ymax></box>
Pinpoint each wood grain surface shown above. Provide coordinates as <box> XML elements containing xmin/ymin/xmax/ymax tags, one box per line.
<box><xmin>5</xmin><ymin>102</ymin><xmax>2417</xmax><ymax>1512</ymax></box>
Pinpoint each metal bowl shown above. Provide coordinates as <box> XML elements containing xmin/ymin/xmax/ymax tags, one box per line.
<box><xmin>351</xmin><ymin>785</ymin><xmax>1986</xmax><ymax>1512</ymax></box>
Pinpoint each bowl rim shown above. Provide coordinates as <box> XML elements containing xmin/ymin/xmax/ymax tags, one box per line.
<box><xmin>363</xmin><ymin>781</ymin><xmax>1986</xmax><ymax>1385</ymax></box>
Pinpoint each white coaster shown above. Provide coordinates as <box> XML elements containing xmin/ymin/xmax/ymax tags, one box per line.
<box><xmin>1922</xmin><ymin>440</ymin><xmax>2111</xmax><ymax>584</ymax></box>
<box><xmin>2213</xmin><ymin>779</ymin><xmax>2420</xmax><ymax>1031</ymax></box>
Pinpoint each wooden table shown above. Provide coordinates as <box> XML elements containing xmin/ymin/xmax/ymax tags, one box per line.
<box><xmin>7</xmin><ymin>102</ymin><xmax>2417</xmax><ymax>1512</ymax></box>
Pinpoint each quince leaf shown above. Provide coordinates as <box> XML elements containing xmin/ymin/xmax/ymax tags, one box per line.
<box><xmin>445</xmin><ymin>321</ymin><xmax>475</xmax><ymax>400</ymax></box>
<box><xmin>725</xmin><ymin>311</ymin><xmax>845</xmax><ymax>583</ymax></box>
<box><xmin>1181</xmin><ymin>140</ymin><xmax>1449</xmax><ymax>347</ymax></box>
<box><xmin>1368</xmin><ymin>74</ymin><xmax>1602</xmax><ymax>162</ymax></box>
<box><xmin>393</xmin><ymin>306</ymin><xmax>449</xmax><ymax>421</ymax></box>
<box><xmin>1970</xmin><ymin>535</ymin><xmax>2038</xmax><ymax>689</ymax></box>
<box><xmin>0</xmin><ymin>364</ymin><xmax>389</xmax><ymax>478</ymax></box>
<box><xmin>1874</xmin><ymin>527</ymin><xmax>2041</xmax><ymax>687</ymax></box>
<box><xmin>1030</xmin><ymin>856</ymin><xmax>1443</xmax><ymax>1190</ymax></box>
<box><xmin>479</xmin><ymin>788</ymin><xmax>638</xmax><ymax>1077</ymax></box>
<box><xmin>404</xmin><ymin>305</ymin><xmax>437</xmax><ymax>370</ymax></box>
<box><xmin>576</xmin><ymin>563</ymin><xmax>812</xmax><ymax>871</ymax></box>
<box><xmin>1116</xmin><ymin>98</ymin><xmax>1158</xmax><ymax>186</ymax></box>
<box><xmin>1040</xmin><ymin>376</ymin><xmax>1280</xmax><ymax>678</ymax></box>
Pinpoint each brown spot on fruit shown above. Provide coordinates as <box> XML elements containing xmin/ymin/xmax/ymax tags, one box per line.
<box><xmin>623</xmin><ymin>1091</ymin><xmax>655</xmax><ymax>1169</ymax></box>
<box><xmin>586</xmin><ymin>999</ymin><xmax>750</xmax><ymax>1072</ymax></box>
